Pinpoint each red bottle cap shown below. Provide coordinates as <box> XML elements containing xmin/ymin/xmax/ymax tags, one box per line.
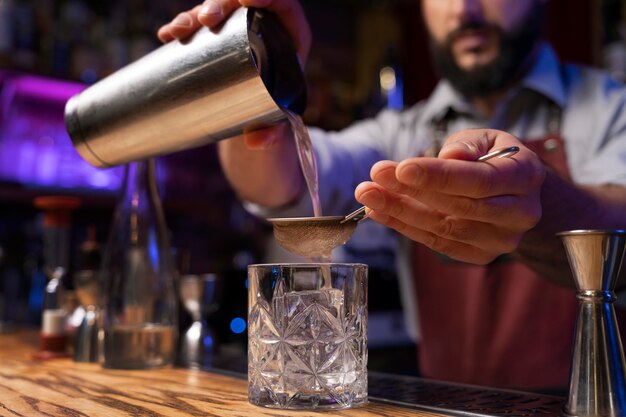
<box><xmin>33</xmin><ymin>196</ymin><xmax>82</xmax><ymax>227</ymax></box>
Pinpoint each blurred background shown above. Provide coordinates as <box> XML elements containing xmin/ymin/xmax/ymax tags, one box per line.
<box><xmin>0</xmin><ymin>0</ymin><xmax>618</xmax><ymax>374</ymax></box>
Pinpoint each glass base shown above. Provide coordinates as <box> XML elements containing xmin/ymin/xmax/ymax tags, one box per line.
<box><xmin>249</xmin><ymin>391</ymin><xmax>368</xmax><ymax>410</ymax></box>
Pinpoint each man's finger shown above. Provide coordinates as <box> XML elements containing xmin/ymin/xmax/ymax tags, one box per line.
<box><xmin>356</xmin><ymin>182</ymin><xmax>524</xmax><ymax>249</ymax></box>
<box><xmin>157</xmin><ymin>1</ymin><xmax>240</xmax><ymax>43</ymax></box>
<box><xmin>158</xmin><ymin>6</ymin><xmax>202</xmax><ymax>42</ymax></box>
<box><xmin>243</xmin><ymin>124</ymin><xmax>291</xmax><ymax>150</ymax></box>
<box><xmin>197</xmin><ymin>0</ymin><xmax>241</xmax><ymax>27</ymax></box>
<box><xmin>393</xmin><ymin>155</ymin><xmax>543</xmax><ymax>198</ymax></box>
<box><xmin>366</xmin><ymin>212</ymin><xmax>501</xmax><ymax>265</ymax></box>
<box><xmin>437</xmin><ymin>128</ymin><xmax>516</xmax><ymax>161</ymax></box>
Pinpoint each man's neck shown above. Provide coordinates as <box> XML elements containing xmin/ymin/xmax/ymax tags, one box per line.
<box><xmin>469</xmin><ymin>93</ymin><xmax>506</xmax><ymax>119</ymax></box>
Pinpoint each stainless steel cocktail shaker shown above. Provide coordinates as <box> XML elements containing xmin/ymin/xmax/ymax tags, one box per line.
<box><xmin>65</xmin><ymin>7</ymin><xmax>306</xmax><ymax>168</ymax></box>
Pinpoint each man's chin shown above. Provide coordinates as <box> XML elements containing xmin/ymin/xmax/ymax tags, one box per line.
<box><xmin>455</xmin><ymin>51</ymin><xmax>499</xmax><ymax>73</ymax></box>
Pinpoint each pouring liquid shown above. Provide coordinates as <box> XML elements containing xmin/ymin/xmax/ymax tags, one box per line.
<box><xmin>283</xmin><ymin>109</ymin><xmax>323</xmax><ymax>220</ymax></box>
<box><xmin>283</xmin><ymin>110</ymin><xmax>334</xmax><ymax>292</ymax></box>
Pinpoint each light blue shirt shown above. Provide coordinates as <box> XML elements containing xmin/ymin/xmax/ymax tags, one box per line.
<box><xmin>249</xmin><ymin>43</ymin><xmax>626</xmax><ymax>339</ymax></box>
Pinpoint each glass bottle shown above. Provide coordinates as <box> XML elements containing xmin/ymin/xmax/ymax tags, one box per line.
<box><xmin>100</xmin><ymin>158</ymin><xmax>177</xmax><ymax>369</ymax></box>
<box><xmin>32</xmin><ymin>196</ymin><xmax>81</xmax><ymax>359</ymax></box>
<box><xmin>72</xmin><ymin>225</ymin><xmax>102</xmax><ymax>362</ymax></box>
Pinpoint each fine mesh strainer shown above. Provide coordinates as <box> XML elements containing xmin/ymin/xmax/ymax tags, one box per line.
<box><xmin>268</xmin><ymin>206</ymin><xmax>367</xmax><ymax>260</ymax></box>
<box><xmin>269</xmin><ymin>146</ymin><xmax>519</xmax><ymax>260</ymax></box>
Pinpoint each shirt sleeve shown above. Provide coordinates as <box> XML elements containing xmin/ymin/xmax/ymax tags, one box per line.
<box><xmin>564</xmin><ymin>66</ymin><xmax>626</xmax><ymax>186</ymax></box>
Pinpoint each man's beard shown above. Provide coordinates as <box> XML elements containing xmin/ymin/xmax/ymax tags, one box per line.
<box><xmin>429</xmin><ymin>3</ymin><xmax>546</xmax><ymax>98</ymax></box>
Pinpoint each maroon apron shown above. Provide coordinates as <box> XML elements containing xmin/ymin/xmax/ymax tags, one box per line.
<box><xmin>412</xmin><ymin>122</ymin><xmax>625</xmax><ymax>389</ymax></box>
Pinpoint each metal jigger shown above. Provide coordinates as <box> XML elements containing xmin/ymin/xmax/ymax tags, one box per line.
<box><xmin>177</xmin><ymin>274</ymin><xmax>220</xmax><ymax>369</ymax></box>
<box><xmin>73</xmin><ymin>270</ymin><xmax>100</xmax><ymax>362</ymax></box>
<box><xmin>558</xmin><ymin>229</ymin><xmax>626</xmax><ymax>417</ymax></box>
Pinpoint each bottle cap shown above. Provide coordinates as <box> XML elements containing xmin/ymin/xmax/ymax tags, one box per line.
<box><xmin>33</xmin><ymin>196</ymin><xmax>82</xmax><ymax>227</ymax></box>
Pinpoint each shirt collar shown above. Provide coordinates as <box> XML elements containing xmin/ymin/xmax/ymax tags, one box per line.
<box><xmin>521</xmin><ymin>43</ymin><xmax>566</xmax><ymax>107</ymax></box>
<box><xmin>421</xmin><ymin>42</ymin><xmax>566</xmax><ymax>125</ymax></box>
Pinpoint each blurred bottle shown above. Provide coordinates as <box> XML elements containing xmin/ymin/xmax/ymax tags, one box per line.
<box><xmin>71</xmin><ymin>225</ymin><xmax>101</xmax><ymax>362</ymax></box>
<box><xmin>0</xmin><ymin>232</ymin><xmax>25</xmax><ymax>333</ymax></box>
<box><xmin>73</xmin><ymin>225</ymin><xmax>101</xmax><ymax>310</ymax></box>
<box><xmin>26</xmin><ymin>253</ymin><xmax>46</xmax><ymax>326</ymax></box>
<box><xmin>0</xmin><ymin>0</ymin><xmax>14</xmax><ymax>57</ymax></box>
<box><xmin>100</xmin><ymin>158</ymin><xmax>177</xmax><ymax>369</ymax></box>
<box><xmin>32</xmin><ymin>196</ymin><xmax>81</xmax><ymax>360</ymax></box>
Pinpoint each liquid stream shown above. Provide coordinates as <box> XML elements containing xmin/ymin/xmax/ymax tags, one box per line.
<box><xmin>284</xmin><ymin>109</ymin><xmax>323</xmax><ymax>220</ymax></box>
<box><xmin>284</xmin><ymin>109</ymin><xmax>338</xmax><ymax>265</ymax></box>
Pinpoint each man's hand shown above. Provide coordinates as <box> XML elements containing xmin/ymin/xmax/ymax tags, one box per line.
<box><xmin>157</xmin><ymin>0</ymin><xmax>311</xmax><ymax>67</ymax></box>
<box><xmin>355</xmin><ymin>129</ymin><xmax>546</xmax><ymax>265</ymax></box>
<box><xmin>157</xmin><ymin>1</ymin><xmax>308</xmax><ymax>207</ymax></box>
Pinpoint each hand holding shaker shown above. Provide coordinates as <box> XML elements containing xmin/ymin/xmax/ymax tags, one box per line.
<box><xmin>65</xmin><ymin>8</ymin><xmax>306</xmax><ymax>167</ymax></box>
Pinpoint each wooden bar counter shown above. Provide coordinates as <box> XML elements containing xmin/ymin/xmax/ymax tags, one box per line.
<box><xmin>0</xmin><ymin>329</ymin><xmax>565</xmax><ymax>416</ymax></box>
<box><xmin>0</xmin><ymin>329</ymin><xmax>443</xmax><ymax>417</ymax></box>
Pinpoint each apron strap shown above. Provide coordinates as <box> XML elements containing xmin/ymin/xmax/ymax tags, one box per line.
<box><xmin>523</xmin><ymin>103</ymin><xmax>572</xmax><ymax>180</ymax></box>
<box><xmin>524</xmin><ymin>135</ymin><xmax>571</xmax><ymax>180</ymax></box>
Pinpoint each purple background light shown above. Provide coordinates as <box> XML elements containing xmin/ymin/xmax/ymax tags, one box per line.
<box><xmin>0</xmin><ymin>71</ymin><xmax>124</xmax><ymax>193</ymax></box>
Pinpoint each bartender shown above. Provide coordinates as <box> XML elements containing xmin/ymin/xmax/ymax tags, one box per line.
<box><xmin>158</xmin><ymin>0</ymin><xmax>626</xmax><ymax>392</ymax></box>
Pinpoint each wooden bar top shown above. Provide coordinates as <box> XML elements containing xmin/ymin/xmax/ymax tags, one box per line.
<box><xmin>0</xmin><ymin>329</ymin><xmax>444</xmax><ymax>417</ymax></box>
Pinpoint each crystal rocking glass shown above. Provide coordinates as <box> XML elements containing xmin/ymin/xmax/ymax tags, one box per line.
<box><xmin>247</xmin><ymin>263</ymin><xmax>368</xmax><ymax>410</ymax></box>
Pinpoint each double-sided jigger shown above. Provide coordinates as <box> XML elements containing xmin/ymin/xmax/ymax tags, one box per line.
<box><xmin>558</xmin><ymin>229</ymin><xmax>626</xmax><ymax>417</ymax></box>
<box><xmin>178</xmin><ymin>274</ymin><xmax>220</xmax><ymax>369</ymax></box>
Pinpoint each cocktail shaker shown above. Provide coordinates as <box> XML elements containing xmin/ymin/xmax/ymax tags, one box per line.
<box><xmin>65</xmin><ymin>7</ymin><xmax>306</xmax><ymax>168</ymax></box>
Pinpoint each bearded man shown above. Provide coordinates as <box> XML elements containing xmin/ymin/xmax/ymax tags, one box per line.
<box><xmin>159</xmin><ymin>0</ymin><xmax>626</xmax><ymax>392</ymax></box>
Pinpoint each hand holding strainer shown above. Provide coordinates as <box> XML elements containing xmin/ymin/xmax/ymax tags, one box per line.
<box><xmin>269</xmin><ymin>146</ymin><xmax>520</xmax><ymax>259</ymax></box>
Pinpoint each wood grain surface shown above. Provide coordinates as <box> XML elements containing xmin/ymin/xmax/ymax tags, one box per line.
<box><xmin>0</xmin><ymin>330</ymin><xmax>444</xmax><ymax>417</ymax></box>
